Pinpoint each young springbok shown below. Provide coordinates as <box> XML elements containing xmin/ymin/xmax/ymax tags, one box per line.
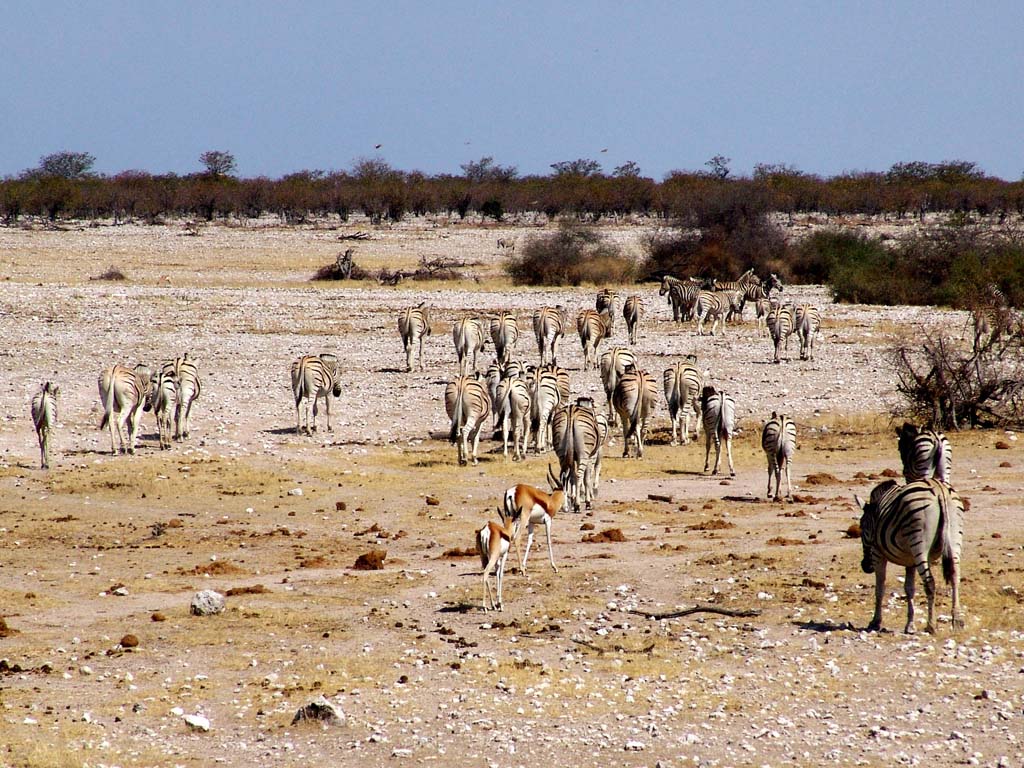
<box><xmin>502</xmin><ymin>481</ymin><xmax>565</xmax><ymax>575</ymax></box>
<box><xmin>476</xmin><ymin>510</ymin><xmax>514</xmax><ymax>611</ymax></box>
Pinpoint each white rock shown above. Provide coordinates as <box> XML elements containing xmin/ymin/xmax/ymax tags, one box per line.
<box><xmin>624</xmin><ymin>741</ymin><xmax>645</xmax><ymax>751</ymax></box>
<box><xmin>190</xmin><ymin>589</ymin><xmax>226</xmax><ymax>616</ymax></box>
<box><xmin>183</xmin><ymin>713</ymin><xmax>210</xmax><ymax>732</ymax></box>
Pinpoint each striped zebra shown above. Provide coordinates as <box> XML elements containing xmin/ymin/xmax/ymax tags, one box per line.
<box><xmin>754</xmin><ymin>296</ymin><xmax>778</xmax><ymax>336</ymax></box>
<box><xmin>761</xmin><ymin>411</ymin><xmax>797</xmax><ymax>500</ymax></box>
<box><xmin>694</xmin><ymin>291</ymin><xmax>732</xmax><ymax>336</ymax></box>
<box><xmin>612</xmin><ymin>366</ymin><xmax>657</xmax><ymax>459</ymax></box>
<box><xmin>31</xmin><ymin>381</ymin><xmax>59</xmax><ymax>469</ymax></box>
<box><xmin>490</xmin><ymin>312</ymin><xmax>519</xmax><ymax>366</ymax></box>
<box><xmin>623</xmin><ymin>295</ymin><xmax>644</xmax><ymax>344</ymax></box>
<box><xmin>533</xmin><ymin>305</ymin><xmax>568</xmax><ymax>366</ymax></box>
<box><xmin>551</xmin><ymin>399</ymin><xmax>604</xmax><ymax>512</ymax></box>
<box><xmin>767</xmin><ymin>303</ymin><xmax>795</xmax><ymax>363</ymax></box>
<box><xmin>149</xmin><ymin>368</ymin><xmax>177</xmax><ymax>450</ymax></box>
<box><xmin>528</xmin><ymin>366</ymin><xmax>563</xmax><ymax>454</ymax></box>
<box><xmin>596</xmin><ymin>288</ymin><xmax>619</xmax><ymax>331</ymax></box>
<box><xmin>445</xmin><ymin>375</ymin><xmax>492</xmax><ymax>466</ymax></box>
<box><xmin>453</xmin><ymin>317</ymin><xmax>487</xmax><ymax>376</ymax></box>
<box><xmin>291</xmin><ymin>354</ymin><xmax>342</xmax><ymax>435</ymax></box>
<box><xmin>398</xmin><ymin>303</ymin><xmax>431</xmax><ymax>372</ymax></box>
<box><xmin>599</xmin><ymin>347</ymin><xmax>637</xmax><ymax>417</ymax></box>
<box><xmin>538</xmin><ymin>362</ymin><xmax>570</xmax><ymax>401</ymax></box>
<box><xmin>897</xmin><ymin>422</ymin><xmax>952</xmax><ymax>485</ymax></box>
<box><xmin>856</xmin><ymin>478</ymin><xmax>964</xmax><ymax>633</ymax></box>
<box><xmin>162</xmin><ymin>353</ymin><xmax>201</xmax><ymax>440</ymax></box>
<box><xmin>663</xmin><ymin>356</ymin><xmax>702</xmax><ymax>445</ymax></box>
<box><xmin>98</xmin><ymin>363</ymin><xmax>152</xmax><ymax>455</ymax></box>
<box><xmin>700</xmin><ymin>385</ymin><xmax>736</xmax><ymax>476</ymax></box>
<box><xmin>495</xmin><ymin>372</ymin><xmax>531</xmax><ymax>460</ymax></box>
<box><xmin>577</xmin><ymin>309</ymin><xmax>612</xmax><ymax>370</ymax></box>
<box><xmin>794</xmin><ymin>305</ymin><xmax>822</xmax><ymax>361</ymax></box>
<box><xmin>660</xmin><ymin>276</ymin><xmax>700</xmax><ymax>323</ymax></box>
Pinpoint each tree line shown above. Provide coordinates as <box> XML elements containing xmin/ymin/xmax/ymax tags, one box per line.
<box><xmin>3</xmin><ymin>151</ymin><xmax>1024</xmax><ymax>225</ymax></box>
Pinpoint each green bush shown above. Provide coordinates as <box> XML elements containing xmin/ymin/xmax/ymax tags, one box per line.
<box><xmin>505</xmin><ymin>224</ymin><xmax>635</xmax><ymax>286</ymax></box>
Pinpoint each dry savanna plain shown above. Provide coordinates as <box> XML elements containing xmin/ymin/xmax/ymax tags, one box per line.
<box><xmin>0</xmin><ymin>215</ymin><xmax>1022</xmax><ymax>768</ymax></box>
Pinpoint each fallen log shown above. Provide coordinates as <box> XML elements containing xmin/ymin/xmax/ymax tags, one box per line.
<box><xmin>628</xmin><ymin>605</ymin><xmax>761</xmax><ymax>620</ymax></box>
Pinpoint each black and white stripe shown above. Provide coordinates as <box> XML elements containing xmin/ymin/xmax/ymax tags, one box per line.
<box><xmin>529</xmin><ymin>367</ymin><xmax>563</xmax><ymax>454</ymax></box>
<box><xmin>857</xmin><ymin>478</ymin><xmax>964</xmax><ymax>633</ymax></box>
<box><xmin>761</xmin><ymin>411</ymin><xmax>796</xmax><ymax>500</ymax></box>
<box><xmin>150</xmin><ymin>367</ymin><xmax>177</xmax><ymax>450</ymax></box>
<box><xmin>495</xmin><ymin>371</ymin><xmax>531</xmax><ymax>460</ymax></box>
<box><xmin>551</xmin><ymin>399</ymin><xmax>604</xmax><ymax>512</ymax></box>
<box><xmin>398</xmin><ymin>303</ymin><xmax>432</xmax><ymax>372</ymax></box>
<box><xmin>795</xmin><ymin>305</ymin><xmax>822</xmax><ymax>361</ymax></box>
<box><xmin>291</xmin><ymin>354</ymin><xmax>342</xmax><ymax>435</ymax></box>
<box><xmin>453</xmin><ymin>317</ymin><xmax>487</xmax><ymax>376</ymax></box>
<box><xmin>612</xmin><ymin>366</ymin><xmax>657</xmax><ymax>459</ymax></box>
<box><xmin>577</xmin><ymin>309</ymin><xmax>612</xmax><ymax>371</ymax></box>
<box><xmin>162</xmin><ymin>353</ymin><xmax>201</xmax><ymax>440</ymax></box>
<box><xmin>31</xmin><ymin>381</ymin><xmax>59</xmax><ymax>469</ymax></box>
<box><xmin>490</xmin><ymin>312</ymin><xmax>519</xmax><ymax>366</ymax></box>
<box><xmin>663</xmin><ymin>357</ymin><xmax>702</xmax><ymax>445</ymax></box>
<box><xmin>896</xmin><ymin>422</ymin><xmax>952</xmax><ymax>484</ymax></box>
<box><xmin>445</xmin><ymin>375</ymin><xmax>492</xmax><ymax>465</ymax></box>
<box><xmin>596</xmin><ymin>288</ymin><xmax>619</xmax><ymax>330</ymax></box>
<box><xmin>599</xmin><ymin>347</ymin><xmax>637</xmax><ymax>417</ymax></box>
<box><xmin>623</xmin><ymin>295</ymin><xmax>644</xmax><ymax>345</ymax></box>
<box><xmin>767</xmin><ymin>303</ymin><xmax>795</xmax><ymax>363</ymax></box>
<box><xmin>694</xmin><ymin>291</ymin><xmax>731</xmax><ymax>336</ymax></box>
<box><xmin>700</xmin><ymin>385</ymin><xmax>736</xmax><ymax>476</ymax></box>
<box><xmin>660</xmin><ymin>276</ymin><xmax>700</xmax><ymax>323</ymax></box>
<box><xmin>533</xmin><ymin>305</ymin><xmax>569</xmax><ymax>366</ymax></box>
<box><xmin>98</xmin><ymin>363</ymin><xmax>152</xmax><ymax>455</ymax></box>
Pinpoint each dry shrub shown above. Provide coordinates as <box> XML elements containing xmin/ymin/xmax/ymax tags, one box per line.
<box><xmin>187</xmin><ymin>560</ymin><xmax>247</xmax><ymax>575</ymax></box>
<box><xmin>582</xmin><ymin>528</ymin><xmax>627</xmax><ymax>543</ymax></box>
<box><xmin>91</xmin><ymin>265</ymin><xmax>127</xmax><ymax>281</ymax></box>
<box><xmin>353</xmin><ymin>549</ymin><xmax>387</xmax><ymax>570</ymax></box>
<box><xmin>313</xmin><ymin>249</ymin><xmax>370</xmax><ymax>281</ymax></box>
<box><xmin>506</xmin><ymin>223</ymin><xmax>635</xmax><ymax>286</ymax></box>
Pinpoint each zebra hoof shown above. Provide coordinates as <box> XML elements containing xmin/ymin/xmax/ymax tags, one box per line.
<box><xmin>867</xmin><ymin>619</ymin><xmax>882</xmax><ymax>632</ymax></box>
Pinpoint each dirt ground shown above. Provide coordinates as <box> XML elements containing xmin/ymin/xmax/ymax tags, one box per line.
<box><xmin>0</xmin><ymin>217</ymin><xmax>1022</xmax><ymax>768</ymax></box>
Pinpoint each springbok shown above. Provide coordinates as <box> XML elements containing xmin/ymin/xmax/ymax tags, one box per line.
<box><xmin>503</xmin><ymin>480</ymin><xmax>566</xmax><ymax>575</ymax></box>
<box><xmin>477</xmin><ymin>510</ymin><xmax>514</xmax><ymax>611</ymax></box>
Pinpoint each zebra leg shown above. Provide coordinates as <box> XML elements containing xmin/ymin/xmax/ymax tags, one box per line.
<box><xmin>725</xmin><ymin>435</ymin><xmax>735</xmax><ymax>477</ymax></box>
<box><xmin>920</xmin><ymin>565</ymin><xmax>938</xmax><ymax>634</ymax></box>
<box><xmin>766</xmin><ymin>460</ymin><xmax>775</xmax><ymax>500</ymax></box>
<box><xmin>39</xmin><ymin>428</ymin><xmax>49</xmax><ymax>470</ymax></box>
<box><xmin>703</xmin><ymin>434</ymin><xmax>713</xmax><ymax>473</ymax></box>
<box><xmin>904</xmin><ymin>566</ymin><xmax>919</xmax><ymax>634</ymax></box>
<box><xmin>783</xmin><ymin>458</ymin><xmax>792</xmax><ymax>500</ymax></box>
<box><xmin>311</xmin><ymin>397</ymin><xmax>320</xmax><ymax>433</ymax></box>
<box><xmin>470</xmin><ymin>423</ymin><xmax>482</xmax><ymax>465</ymax></box>
<box><xmin>324</xmin><ymin>394</ymin><xmax>333</xmax><ymax>432</ymax></box>
<box><xmin>183</xmin><ymin>396</ymin><xmax>194</xmax><ymax>439</ymax></box>
<box><xmin>404</xmin><ymin>339</ymin><xmax>414</xmax><ymax>372</ymax></box>
<box><xmin>868</xmin><ymin>562</ymin><xmax>887</xmax><ymax>632</ymax></box>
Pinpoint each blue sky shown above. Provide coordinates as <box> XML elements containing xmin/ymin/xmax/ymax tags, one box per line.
<box><xmin>3</xmin><ymin>1</ymin><xmax>1022</xmax><ymax>180</ymax></box>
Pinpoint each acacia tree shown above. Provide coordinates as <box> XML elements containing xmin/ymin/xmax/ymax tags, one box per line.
<box><xmin>460</xmin><ymin>156</ymin><xmax>518</xmax><ymax>183</ymax></box>
<box><xmin>37</xmin><ymin>151</ymin><xmax>95</xmax><ymax>179</ymax></box>
<box><xmin>199</xmin><ymin>150</ymin><xmax>237</xmax><ymax>177</ymax></box>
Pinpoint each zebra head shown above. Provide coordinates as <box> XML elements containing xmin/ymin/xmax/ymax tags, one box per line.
<box><xmin>854</xmin><ymin>493</ymin><xmax>877</xmax><ymax>573</ymax></box>
<box><xmin>699</xmin><ymin>385</ymin><xmax>718</xmax><ymax>412</ymax></box>
<box><xmin>767</xmin><ymin>273</ymin><xmax>783</xmax><ymax>293</ymax></box>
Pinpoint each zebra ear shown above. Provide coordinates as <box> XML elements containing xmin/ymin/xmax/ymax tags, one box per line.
<box><xmin>771</xmin><ymin>410</ymin><xmax>778</xmax><ymax>419</ymax></box>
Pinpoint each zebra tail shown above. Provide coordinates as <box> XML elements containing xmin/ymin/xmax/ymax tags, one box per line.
<box><xmin>623</xmin><ymin>393</ymin><xmax>641</xmax><ymax>444</ymax></box>
<box><xmin>99</xmin><ymin>373</ymin><xmax>114</xmax><ymax>430</ymax></box>
<box><xmin>449</xmin><ymin>386</ymin><xmax>465</xmax><ymax>444</ymax></box>
<box><xmin>937</xmin><ymin>484</ymin><xmax>956</xmax><ymax>584</ymax></box>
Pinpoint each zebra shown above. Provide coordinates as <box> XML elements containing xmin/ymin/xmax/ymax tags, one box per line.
<box><xmin>599</xmin><ymin>347</ymin><xmax>637</xmax><ymax>417</ymax></box>
<box><xmin>291</xmin><ymin>354</ymin><xmax>342</xmax><ymax>435</ymax></box>
<box><xmin>453</xmin><ymin>317</ymin><xmax>487</xmax><ymax>376</ymax></box>
<box><xmin>162</xmin><ymin>353</ymin><xmax>201</xmax><ymax>440</ymax></box>
<box><xmin>495</xmin><ymin>372</ymin><xmax>531</xmax><ymax>460</ymax></box>
<box><xmin>694</xmin><ymin>291</ymin><xmax>731</xmax><ymax>336</ymax></box>
<box><xmin>700</xmin><ymin>385</ymin><xmax>736</xmax><ymax>476</ymax></box>
<box><xmin>31</xmin><ymin>381</ymin><xmax>59</xmax><ymax>469</ymax></box>
<box><xmin>149</xmin><ymin>368</ymin><xmax>177</xmax><ymax>450</ymax></box>
<box><xmin>445</xmin><ymin>375</ymin><xmax>492</xmax><ymax>465</ymax></box>
<box><xmin>490</xmin><ymin>312</ymin><xmax>519</xmax><ymax>366</ymax></box>
<box><xmin>754</xmin><ymin>296</ymin><xmax>779</xmax><ymax>336</ymax></box>
<box><xmin>856</xmin><ymin>478</ymin><xmax>965</xmax><ymax>634</ymax></box>
<box><xmin>577</xmin><ymin>309</ymin><xmax>612</xmax><ymax>370</ymax></box>
<box><xmin>528</xmin><ymin>367</ymin><xmax>562</xmax><ymax>454</ymax></box>
<box><xmin>896</xmin><ymin>422</ymin><xmax>952</xmax><ymax>485</ymax></box>
<box><xmin>794</xmin><ymin>305</ymin><xmax>822</xmax><ymax>361</ymax></box>
<box><xmin>533</xmin><ymin>305</ymin><xmax>568</xmax><ymax>366</ymax></box>
<box><xmin>663</xmin><ymin>356</ymin><xmax>702</xmax><ymax>445</ymax></box>
<box><xmin>612</xmin><ymin>366</ymin><xmax>657</xmax><ymax>459</ymax></box>
<box><xmin>761</xmin><ymin>411</ymin><xmax>797</xmax><ymax>500</ymax></box>
<box><xmin>767</xmin><ymin>303</ymin><xmax>795</xmax><ymax>363</ymax></box>
<box><xmin>398</xmin><ymin>303</ymin><xmax>431</xmax><ymax>372</ymax></box>
<box><xmin>660</xmin><ymin>276</ymin><xmax>700</xmax><ymax>323</ymax></box>
<box><xmin>623</xmin><ymin>295</ymin><xmax>644</xmax><ymax>344</ymax></box>
<box><xmin>551</xmin><ymin>399</ymin><xmax>604</xmax><ymax>512</ymax></box>
<box><xmin>98</xmin><ymin>363</ymin><xmax>152</xmax><ymax>455</ymax></box>
<box><xmin>596</xmin><ymin>288</ymin><xmax>619</xmax><ymax>331</ymax></box>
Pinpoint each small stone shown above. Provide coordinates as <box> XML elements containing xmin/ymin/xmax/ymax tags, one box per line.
<box><xmin>112</xmin><ymin>586</ymin><xmax>129</xmax><ymax>597</ymax></box>
<box><xmin>190</xmin><ymin>590</ymin><xmax>226</xmax><ymax>616</ymax></box>
<box><xmin>624</xmin><ymin>740</ymin><xmax>646</xmax><ymax>751</ymax></box>
<box><xmin>288</xmin><ymin>488</ymin><xmax>303</xmax><ymax>496</ymax></box>
<box><xmin>183</xmin><ymin>713</ymin><xmax>210</xmax><ymax>731</ymax></box>
<box><xmin>119</xmin><ymin>634</ymin><xmax>139</xmax><ymax>648</ymax></box>
<box><xmin>353</xmin><ymin>549</ymin><xmax>387</xmax><ymax>570</ymax></box>
<box><xmin>151</xmin><ymin>612</ymin><xmax>166</xmax><ymax>622</ymax></box>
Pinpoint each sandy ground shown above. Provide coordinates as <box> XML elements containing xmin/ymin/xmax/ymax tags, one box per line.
<box><xmin>0</xmin><ymin>218</ymin><xmax>1022</xmax><ymax>768</ymax></box>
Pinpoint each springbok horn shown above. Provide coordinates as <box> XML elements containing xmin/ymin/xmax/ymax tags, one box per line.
<box><xmin>547</xmin><ymin>463</ymin><xmax>560</xmax><ymax>490</ymax></box>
